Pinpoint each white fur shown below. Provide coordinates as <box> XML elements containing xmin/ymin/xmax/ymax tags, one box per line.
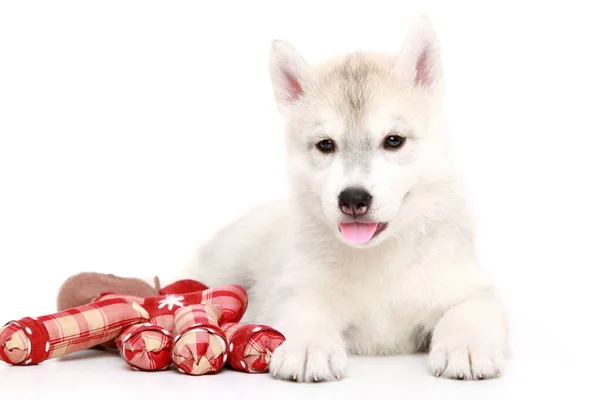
<box><xmin>179</xmin><ymin>15</ymin><xmax>508</xmax><ymax>382</ymax></box>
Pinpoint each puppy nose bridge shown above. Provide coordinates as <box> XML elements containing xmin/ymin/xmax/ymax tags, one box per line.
<box><xmin>340</xmin><ymin>170</ymin><xmax>374</xmax><ymax>201</ymax></box>
<box><xmin>341</xmin><ymin>160</ymin><xmax>372</xmax><ymax>186</ymax></box>
<box><xmin>341</xmin><ymin>139</ymin><xmax>373</xmax><ymax>173</ymax></box>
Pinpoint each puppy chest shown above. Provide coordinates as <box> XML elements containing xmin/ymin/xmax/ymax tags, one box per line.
<box><xmin>337</xmin><ymin>275</ymin><xmax>440</xmax><ymax>355</ymax></box>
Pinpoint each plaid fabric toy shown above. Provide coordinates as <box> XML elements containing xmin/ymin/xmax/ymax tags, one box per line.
<box><xmin>116</xmin><ymin>322</ymin><xmax>173</xmax><ymax>371</ymax></box>
<box><xmin>222</xmin><ymin>322</ymin><xmax>286</xmax><ymax>373</ymax></box>
<box><xmin>0</xmin><ymin>297</ymin><xmax>149</xmax><ymax>366</ymax></box>
<box><xmin>1</xmin><ymin>276</ymin><xmax>287</xmax><ymax>376</ymax></box>
<box><xmin>95</xmin><ymin>285</ymin><xmax>248</xmax><ymax>372</ymax></box>
<box><xmin>171</xmin><ymin>304</ymin><xmax>228</xmax><ymax>375</ymax></box>
<box><xmin>95</xmin><ymin>284</ymin><xmax>248</xmax><ymax>330</ymax></box>
<box><xmin>159</xmin><ymin>279</ymin><xmax>208</xmax><ymax>295</ymax></box>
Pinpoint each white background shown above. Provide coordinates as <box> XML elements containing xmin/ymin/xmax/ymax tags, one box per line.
<box><xmin>1</xmin><ymin>1</ymin><xmax>599</xmax><ymax>399</ymax></box>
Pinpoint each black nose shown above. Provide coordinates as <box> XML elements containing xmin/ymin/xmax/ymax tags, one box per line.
<box><xmin>338</xmin><ymin>188</ymin><xmax>372</xmax><ymax>217</ymax></box>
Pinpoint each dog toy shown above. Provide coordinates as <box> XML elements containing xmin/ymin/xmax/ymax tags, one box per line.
<box><xmin>116</xmin><ymin>321</ymin><xmax>173</xmax><ymax>371</ymax></box>
<box><xmin>1</xmin><ymin>273</ymin><xmax>286</xmax><ymax>376</ymax></box>
<box><xmin>56</xmin><ymin>272</ymin><xmax>158</xmax><ymax>312</ymax></box>
<box><xmin>222</xmin><ymin>322</ymin><xmax>286</xmax><ymax>373</ymax></box>
<box><xmin>95</xmin><ymin>284</ymin><xmax>247</xmax><ymax>373</ymax></box>
<box><xmin>0</xmin><ymin>297</ymin><xmax>149</xmax><ymax>366</ymax></box>
<box><xmin>56</xmin><ymin>273</ymin><xmax>209</xmax><ymax>312</ymax></box>
<box><xmin>171</xmin><ymin>304</ymin><xmax>228</xmax><ymax>375</ymax></box>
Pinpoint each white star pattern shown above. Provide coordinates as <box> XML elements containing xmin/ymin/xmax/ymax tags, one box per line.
<box><xmin>157</xmin><ymin>295</ymin><xmax>185</xmax><ymax>311</ymax></box>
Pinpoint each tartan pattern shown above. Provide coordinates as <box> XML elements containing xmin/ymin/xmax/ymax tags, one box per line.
<box><xmin>222</xmin><ymin>323</ymin><xmax>286</xmax><ymax>373</ymax></box>
<box><xmin>171</xmin><ymin>304</ymin><xmax>228</xmax><ymax>375</ymax></box>
<box><xmin>150</xmin><ymin>314</ymin><xmax>176</xmax><ymax>333</ymax></box>
<box><xmin>198</xmin><ymin>285</ymin><xmax>248</xmax><ymax>324</ymax></box>
<box><xmin>94</xmin><ymin>285</ymin><xmax>247</xmax><ymax>372</ymax></box>
<box><xmin>116</xmin><ymin>322</ymin><xmax>172</xmax><ymax>371</ymax></box>
<box><xmin>92</xmin><ymin>292</ymin><xmax>145</xmax><ymax>304</ymax></box>
<box><xmin>0</xmin><ymin>323</ymin><xmax>30</xmax><ymax>365</ymax></box>
<box><xmin>2</xmin><ymin>279</ymin><xmax>273</xmax><ymax>377</ymax></box>
<box><xmin>95</xmin><ymin>284</ymin><xmax>248</xmax><ymax>325</ymax></box>
<box><xmin>159</xmin><ymin>279</ymin><xmax>208</xmax><ymax>295</ymax></box>
<box><xmin>0</xmin><ymin>297</ymin><xmax>149</xmax><ymax>366</ymax></box>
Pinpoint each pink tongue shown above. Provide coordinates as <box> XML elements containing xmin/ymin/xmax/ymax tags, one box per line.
<box><xmin>339</xmin><ymin>223</ymin><xmax>379</xmax><ymax>244</ymax></box>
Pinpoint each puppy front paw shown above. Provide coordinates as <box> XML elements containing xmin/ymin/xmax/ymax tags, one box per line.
<box><xmin>429</xmin><ymin>344</ymin><xmax>505</xmax><ymax>380</ymax></box>
<box><xmin>428</xmin><ymin>295</ymin><xmax>508</xmax><ymax>380</ymax></box>
<box><xmin>269</xmin><ymin>340</ymin><xmax>347</xmax><ymax>383</ymax></box>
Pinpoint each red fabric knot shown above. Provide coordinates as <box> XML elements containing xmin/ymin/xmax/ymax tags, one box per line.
<box><xmin>171</xmin><ymin>304</ymin><xmax>228</xmax><ymax>375</ymax></box>
<box><xmin>0</xmin><ymin>318</ymin><xmax>49</xmax><ymax>365</ymax></box>
<box><xmin>116</xmin><ymin>322</ymin><xmax>173</xmax><ymax>371</ymax></box>
<box><xmin>222</xmin><ymin>323</ymin><xmax>286</xmax><ymax>373</ymax></box>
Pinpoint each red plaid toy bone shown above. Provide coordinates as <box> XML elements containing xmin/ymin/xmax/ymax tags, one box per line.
<box><xmin>222</xmin><ymin>322</ymin><xmax>286</xmax><ymax>373</ymax></box>
<box><xmin>171</xmin><ymin>304</ymin><xmax>228</xmax><ymax>375</ymax></box>
<box><xmin>0</xmin><ymin>297</ymin><xmax>149</xmax><ymax>366</ymax></box>
<box><xmin>1</xmin><ymin>275</ymin><xmax>286</xmax><ymax>376</ymax></box>
<box><xmin>95</xmin><ymin>284</ymin><xmax>248</xmax><ymax>373</ymax></box>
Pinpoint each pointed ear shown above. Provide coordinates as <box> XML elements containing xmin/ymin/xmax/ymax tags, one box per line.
<box><xmin>395</xmin><ymin>16</ymin><xmax>444</xmax><ymax>95</ymax></box>
<box><xmin>269</xmin><ymin>40</ymin><xmax>311</xmax><ymax>112</ymax></box>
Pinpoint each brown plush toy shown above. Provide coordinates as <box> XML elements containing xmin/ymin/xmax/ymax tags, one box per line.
<box><xmin>56</xmin><ymin>272</ymin><xmax>159</xmax><ymax>311</ymax></box>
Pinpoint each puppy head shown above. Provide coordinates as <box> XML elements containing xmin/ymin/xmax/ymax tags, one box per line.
<box><xmin>270</xmin><ymin>16</ymin><xmax>449</xmax><ymax>247</ymax></box>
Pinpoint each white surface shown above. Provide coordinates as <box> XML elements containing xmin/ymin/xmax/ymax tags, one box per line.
<box><xmin>1</xmin><ymin>0</ymin><xmax>600</xmax><ymax>398</ymax></box>
<box><xmin>0</xmin><ymin>350</ymin><xmax>591</xmax><ymax>399</ymax></box>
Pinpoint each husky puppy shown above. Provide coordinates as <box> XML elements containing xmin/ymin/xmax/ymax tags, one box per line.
<box><xmin>180</xmin><ymin>15</ymin><xmax>508</xmax><ymax>382</ymax></box>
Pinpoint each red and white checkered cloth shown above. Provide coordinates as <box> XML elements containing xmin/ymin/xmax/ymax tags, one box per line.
<box><xmin>222</xmin><ymin>323</ymin><xmax>286</xmax><ymax>373</ymax></box>
<box><xmin>95</xmin><ymin>284</ymin><xmax>248</xmax><ymax>327</ymax></box>
<box><xmin>116</xmin><ymin>322</ymin><xmax>173</xmax><ymax>371</ymax></box>
<box><xmin>0</xmin><ymin>297</ymin><xmax>149</xmax><ymax>366</ymax></box>
<box><xmin>171</xmin><ymin>304</ymin><xmax>228</xmax><ymax>375</ymax></box>
<box><xmin>95</xmin><ymin>285</ymin><xmax>248</xmax><ymax>372</ymax></box>
<box><xmin>1</xmin><ymin>280</ymin><xmax>280</xmax><ymax>377</ymax></box>
<box><xmin>159</xmin><ymin>279</ymin><xmax>208</xmax><ymax>295</ymax></box>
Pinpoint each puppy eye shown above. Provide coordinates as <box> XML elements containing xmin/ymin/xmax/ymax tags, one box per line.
<box><xmin>383</xmin><ymin>135</ymin><xmax>406</xmax><ymax>150</ymax></box>
<box><xmin>316</xmin><ymin>139</ymin><xmax>336</xmax><ymax>154</ymax></box>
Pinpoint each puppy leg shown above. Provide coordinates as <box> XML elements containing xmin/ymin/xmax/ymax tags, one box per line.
<box><xmin>268</xmin><ymin>290</ymin><xmax>348</xmax><ymax>383</ymax></box>
<box><xmin>429</xmin><ymin>295</ymin><xmax>508</xmax><ymax>380</ymax></box>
